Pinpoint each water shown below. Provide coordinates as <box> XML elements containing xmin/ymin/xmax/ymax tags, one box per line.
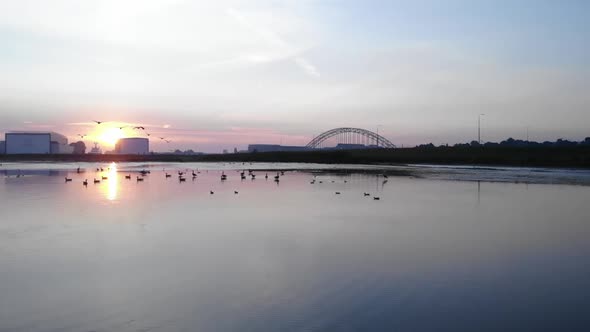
<box><xmin>1</xmin><ymin>162</ymin><xmax>589</xmax><ymax>331</ymax></box>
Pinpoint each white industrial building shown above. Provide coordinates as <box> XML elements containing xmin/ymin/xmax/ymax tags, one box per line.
<box><xmin>114</xmin><ymin>137</ymin><xmax>149</xmax><ymax>154</ymax></box>
<box><xmin>4</xmin><ymin>132</ymin><xmax>73</xmax><ymax>154</ymax></box>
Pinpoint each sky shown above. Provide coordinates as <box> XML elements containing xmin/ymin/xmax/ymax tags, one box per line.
<box><xmin>0</xmin><ymin>0</ymin><xmax>588</xmax><ymax>152</ymax></box>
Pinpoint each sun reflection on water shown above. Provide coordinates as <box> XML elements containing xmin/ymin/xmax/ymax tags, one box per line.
<box><xmin>107</xmin><ymin>162</ymin><xmax>118</xmax><ymax>201</ymax></box>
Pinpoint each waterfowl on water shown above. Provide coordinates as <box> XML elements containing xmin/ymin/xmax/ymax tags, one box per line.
<box><xmin>335</xmin><ymin>192</ymin><xmax>341</xmax><ymax>195</ymax></box>
<box><xmin>83</xmin><ymin>179</ymin><xmax>88</xmax><ymax>186</ymax></box>
<box><xmin>179</xmin><ymin>177</ymin><xmax>186</xmax><ymax>182</ymax></box>
<box><xmin>93</xmin><ymin>179</ymin><xmax>100</xmax><ymax>183</ymax></box>
<box><xmin>265</xmin><ymin>173</ymin><xmax>268</xmax><ymax>179</ymax></box>
<box><xmin>125</xmin><ymin>175</ymin><xmax>131</xmax><ymax>179</ymax></box>
<box><xmin>210</xmin><ymin>190</ymin><xmax>214</xmax><ymax>194</ymax></box>
<box><xmin>234</xmin><ymin>191</ymin><xmax>239</xmax><ymax>194</ymax></box>
<box><xmin>65</xmin><ymin>177</ymin><xmax>72</xmax><ymax>182</ymax></box>
<box><xmin>373</xmin><ymin>197</ymin><xmax>380</xmax><ymax>200</ymax></box>
<box><xmin>136</xmin><ymin>176</ymin><xmax>144</xmax><ymax>181</ymax></box>
<box><xmin>363</xmin><ymin>193</ymin><xmax>371</xmax><ymax>196</ymax></box>
<box><xmin>101</xmin><ymin>176</ymin><xmax>108</xmax><ymax>180</ymax></box>
<box><xmin>165</xmin><ymin>173</ymin><xmax>172</xmax><ymax>178</ymax></box>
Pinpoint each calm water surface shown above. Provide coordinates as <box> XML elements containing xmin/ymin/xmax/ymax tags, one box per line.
<box><xmin>1</xmin><ymin>162</ymin><xmax>589</xmax><ymax>331</ymax></box>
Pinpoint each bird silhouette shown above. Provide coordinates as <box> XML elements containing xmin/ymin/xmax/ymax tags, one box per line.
<box><xmin>93</xmin><ymin>120</ymin><xmax>103</xmax><ymax>124</ymax></box>
<box><xmin>78</xmin><ymin>134</ymin><xmax>86</xmax><ymax>138</ymax></box>
<box><xmin>234</xmin><ymin>191</ymin><xmax>239</xmax><ymax>194</ymax></box>
<box><xmin>125</xmin><ymin>175</ymin><xmax>131</xmax><ymax>179</ymax></box>
<box><xmin>93</xmin><ymin>179</ymin><xmax>100</xmax><ymax>183</ymax></box>
<box><xmin>83</xmin><ymin>179</ymin><xmax>88</xmax><ymax>186</ymax></box>
<box><xmin>373</xmin><ymin>197</ymin><xmax>380</xmax><ymax>200</ymax></box>
<box><xmin>210</xmin><ymin>190</ymin><xmax>214</xmax><ymax>194</ymax></box>
<box><xmin>134</xmin><ymin>126</ymin><xmax>145</xmax><ymax>130</ymax></box>
<box><xmin>137</xmin><ymin>176</ymin><xmax>144</xmax><ymax>182</ymax></box>
<box><xmin>65</xmin><ymin>177</ymin><xmax>72</xmax><ymax>182</ymax></box>
<box><xmin>159</xmin><ymin>137</ymin><xmax>165</xmax><ymax>140</ymax></box>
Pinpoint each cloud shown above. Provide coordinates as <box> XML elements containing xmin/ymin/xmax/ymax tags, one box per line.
<box><xmin>226</xmin><ymin>7</ymin><xmax>319</xmax><ymax>77</ymax></box>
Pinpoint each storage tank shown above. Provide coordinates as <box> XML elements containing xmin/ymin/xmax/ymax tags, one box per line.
<box><xmin>115</xmin><ymin>138</ymin><xmax>149</xmax><ymax>155</ymax></box>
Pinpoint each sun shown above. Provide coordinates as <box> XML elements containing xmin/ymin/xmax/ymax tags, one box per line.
<box><xmin>97</xmin><ymin>127</ymin><xmax>124</xmax><ymax>146</ymax></box>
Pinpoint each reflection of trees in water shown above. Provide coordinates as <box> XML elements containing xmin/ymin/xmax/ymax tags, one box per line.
<box><xmin>1</xmin><ymin>169</ymin><xmax>66</xmax><ymax>176</ymax></box>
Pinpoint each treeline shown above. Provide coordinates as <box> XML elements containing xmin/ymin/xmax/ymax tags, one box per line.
<box><xmin>418</xmin><ymin>137</ymin><xmax>590</xmax><ymax>148</ymax></box>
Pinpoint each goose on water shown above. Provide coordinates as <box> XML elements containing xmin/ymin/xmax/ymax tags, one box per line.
<box><xmin>137</xmin><ymin>176</ymin><xmax>144</xmax><ymax>182</ymax></box>
<box><xmin>125</xmin><ymin>175</ymin><xmax>131</xmax><ymax>179</ymax></box>
<box><xmin>65</xmin><ymin>177</ymin><xmax>72</xmax><ymax>182</ymax></box>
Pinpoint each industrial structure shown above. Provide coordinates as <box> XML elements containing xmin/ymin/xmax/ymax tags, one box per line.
<box><xmin>247</xmin><ymin>144</ymin><xmax>310</xmax><ymax>153</ymax></box>
<box><xmin>248</xmin><ymin>127</ymin><xmax>395</xmax><ymax>153</ymax></box>
<box><xmin>114</xmin><ymin>137</ymin><xmax>149</xmax><ymax>154</ymax></box>
<box><xmin>3</xmin><ymin>132</ymin><xmax>72</xmax><ymax>154</ymax></box>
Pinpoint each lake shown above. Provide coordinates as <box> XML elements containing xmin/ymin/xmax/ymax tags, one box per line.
<box><xmin>1</xmin><ymin>162</ymin><xmax>589</xmax><ymax>331</ymax></box>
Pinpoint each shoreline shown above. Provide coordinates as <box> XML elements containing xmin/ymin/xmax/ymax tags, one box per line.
<box><xmin>1</xmin><ymin>146</ymin><xmax>589</xmax><ymax>169</ymax></box>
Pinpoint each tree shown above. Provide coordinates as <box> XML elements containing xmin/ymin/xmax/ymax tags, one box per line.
<box><xmin>69</xmin><ymin>141</ymin><xmax>86</xmax><ymax>154</ymax></box>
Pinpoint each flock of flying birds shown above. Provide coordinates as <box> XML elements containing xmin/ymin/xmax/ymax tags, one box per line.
<box><xmin>64</xmin><ymin>168</ymin><xmax>383</xmax><ymax>200</ymax></box>
<box><xmin>76</xmin><ymin>120</ymin><xmax>172</xmax><ymax>143</ymax></box>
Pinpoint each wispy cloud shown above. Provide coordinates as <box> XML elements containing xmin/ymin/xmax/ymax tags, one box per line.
<box><xmin>226</xmin><ymin>7</ymin><xmax>319</xmax><ymax>77</ymax></box>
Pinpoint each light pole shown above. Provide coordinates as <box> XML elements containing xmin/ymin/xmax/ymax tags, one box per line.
<box><xmin>478</xmin><ymin>114</ymin><xmax>485</xmax><ymax>144</ymax></box>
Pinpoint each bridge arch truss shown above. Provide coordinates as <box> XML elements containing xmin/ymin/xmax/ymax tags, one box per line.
<box><xmin>306</xmin><ymin>127</ymin><xmax>395</xmax><ymax>149</ymax></box>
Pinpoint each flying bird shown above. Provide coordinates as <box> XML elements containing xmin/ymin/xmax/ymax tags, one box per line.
<box><xmin>159</xmin><ymin>137</ymin><xmax>165</xmax><ymax>140</ymax></box>
<box><xmin>146</xmin><ymin>133</ymin><xmax>151</xmax><ymax>136</ymax></box>
<box><xmin>165</xmin><ymin>140</ymin><xmax>171</xmax><ymax>143</ymax></box>
<box><xmin>78</xmin><ymin>134</ymin><xmax>86</xmax><ymax>138</ymax></box>
<box><xmin>93</xmin><ymin>120</ymin><xmax>103</xmax><ymax>124</ymax></box>
<box><xmin>134</xmin><ymin>126</ymin><xmax>145</xmax><ymax>130</ymax></box>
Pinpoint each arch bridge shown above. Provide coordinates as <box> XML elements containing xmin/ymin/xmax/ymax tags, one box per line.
<box><xmin>306</xmin><ymin>127</ymin><xmax>395</xmax><ymax>149</ymax></box>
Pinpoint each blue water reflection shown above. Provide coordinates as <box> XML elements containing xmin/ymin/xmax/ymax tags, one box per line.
<box><xmin>0</xmin><ymin>162</ymin><xmax>589</xmax><ymax>331</ymax></box>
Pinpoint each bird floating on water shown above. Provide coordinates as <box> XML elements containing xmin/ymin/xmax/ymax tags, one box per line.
<box><xmin>373</xmin><ymin>197</ymin><xmax>380</xmax><ymax>200</ymax></box>
<box><xmin>83</xmin><ymin>179</ymin><xmax>88</xmax><ymax>186</ymax></box>
<box><xmin>93</xmin><ymin>179</ymin><xmax>100</xmax><ymax>183</ymax></box>
<box><xmin>137</xmin><ymin>176</ymin><xmax>144</xmax><ymax>182</ymax></box>
<box><xmin>65</xmin><ymin>177</ymin><xmax>72</xmax><ymax>182</ymax></box>
<box><xmin>125</xmin><ymin>175</ymin><xmax>131</xmax><ymax>179</ymax></box>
